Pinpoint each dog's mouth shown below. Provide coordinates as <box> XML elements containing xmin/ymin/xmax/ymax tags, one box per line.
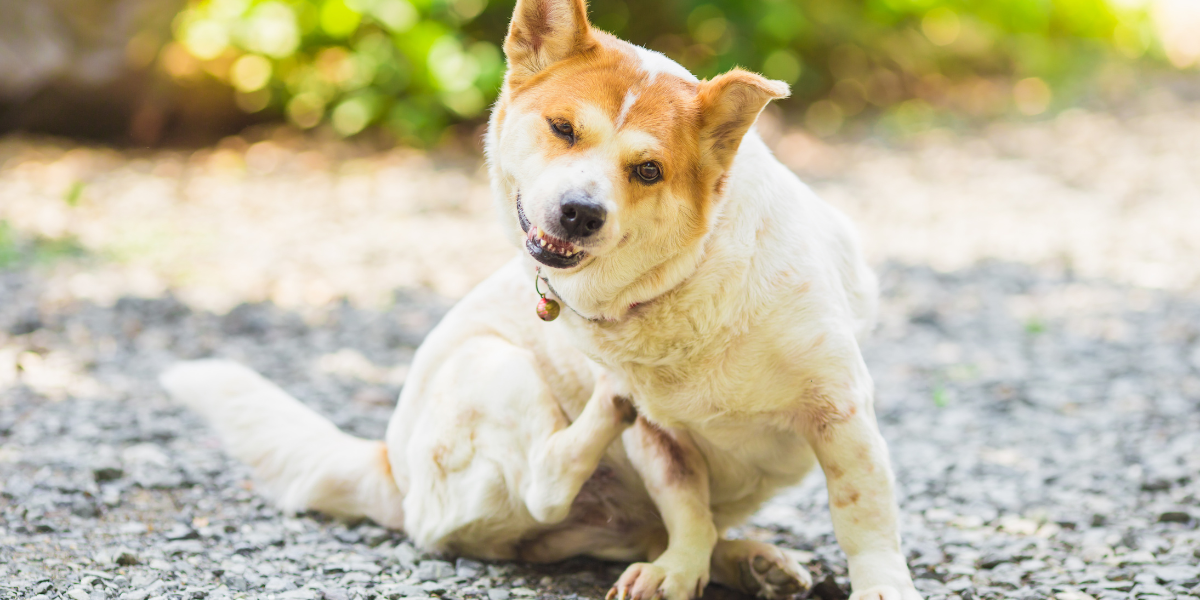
<box><xmin>518</xmin><ymin>195</ymin><xmax>586</xmax><ymax>269</ymax></box>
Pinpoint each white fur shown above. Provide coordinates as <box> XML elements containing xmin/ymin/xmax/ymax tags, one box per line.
<box><xmin>634</xmin><ymin>45</ymin><xmax>699</xmax><ymax>83</ymax></box>
<box><xmin>165</xmin><ymin>11</ymin><xmax>919</xmax><ymax>600</ymax></box>
<box><xmin>614</xmin><ymin>90</ymin><xmax>639</xmax><ymax>130</ymax></box>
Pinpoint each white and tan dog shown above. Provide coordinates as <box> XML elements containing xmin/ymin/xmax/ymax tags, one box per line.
<box><xmin>161</xmin><ymin>1</ymin><xmax>921</xmax><ymax>599</ymax></box>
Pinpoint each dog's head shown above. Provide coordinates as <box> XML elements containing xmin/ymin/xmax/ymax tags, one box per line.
<box><xmin>487</xmin><ymin>0</ymin><xmax>788</xmax><ymax>319</ymax></box>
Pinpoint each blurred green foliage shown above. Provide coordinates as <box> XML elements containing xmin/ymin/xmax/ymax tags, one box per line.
<box><xmin>167</xmin><ymin>0</ymin><xmax>1160</xmax><ymax>143</ymax></box>
<box><xmin>0</xmin><ymin>221</ymin><xmax>87</xmax><ymax>270</ymax></box>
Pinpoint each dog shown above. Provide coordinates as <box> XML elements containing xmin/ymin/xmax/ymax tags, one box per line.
<box><xmin>160</xmin><ymin>1</ymin><xmax>922</xmax><ymax>599</ymax></box>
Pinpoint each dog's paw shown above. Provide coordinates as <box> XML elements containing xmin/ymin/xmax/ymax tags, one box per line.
<box><xmin>736</xmin><ymin>549</ymin><xmax>813</xmax><ymax>598</ymax></box>
<box><xmin>849</xmin><ymin>585</ymin><xmax>922</xmax><ymax>600</ymax></box>
<box><xmin>607</xmin><ymin>561</ymin><xmax>705</xmax><ymax>600</ymax></box>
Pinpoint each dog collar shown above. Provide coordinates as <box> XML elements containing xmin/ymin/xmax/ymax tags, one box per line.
<box><xmin>534</xmin><ymin>268</ymin><xmax>653</xmax><ymax>324</ymax></box>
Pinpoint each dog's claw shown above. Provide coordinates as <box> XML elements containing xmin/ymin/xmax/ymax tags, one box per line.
<box><xmin>606</xmin><ymin>589</ymin><xmax>617</xmax><ymax>600</ymax></box>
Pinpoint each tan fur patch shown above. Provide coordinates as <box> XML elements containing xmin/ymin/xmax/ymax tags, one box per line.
<box><xmin>379</xmin><ymin>441</ymin><xmax>393</xmax><ymax>479</ymax></box>
<box><xmin>832</xmin><ymin>489</ymin><xmax>861</xmax><ymax>509</ymax></box>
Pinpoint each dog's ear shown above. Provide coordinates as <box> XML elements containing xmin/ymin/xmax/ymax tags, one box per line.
<box><xmin>697</xmin><ymin>69</ymin><xmax>789</xmax><ymax>174</ymax></box>
<box><xmin>504</xmin><ymin>0</ymin><xmax>593</xmax><ymax>84</ymax></box>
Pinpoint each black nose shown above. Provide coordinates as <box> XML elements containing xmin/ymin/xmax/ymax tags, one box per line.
<box><xmin>559</xmin><ymin>192</ymin><xmax>606</xmax><ymax>238</ymax></box>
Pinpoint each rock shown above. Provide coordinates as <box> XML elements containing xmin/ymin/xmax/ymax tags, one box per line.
<box><xmin>456</xmin><ymin>558</ymin><xmax>486</xmax><ymax>579</ymax></box>
<box><xmin>377</xmin><ymin>584</ymin><xmax>427</xmax><ymax>599</ymax></box>
<box><xmin>1157</xmin><ymin>511</ymin><xmax>1192</xmax><ymax>524</ymax></box>
<box><xmin>1153</xmin><ymin>565</ymin><xmax>1200</xmax><ymax>582</ymax></box>
<box><xmin>93</xmin><ymin>466</ymin><xmax>124</xmax><ymax>482</ymax></box>
<box><xmin>1119</xmin><ymin>551</ymin><xmax>1157</xmax><ymax>565</ymax></box>
<box><xmin>1055</xmin><ymin>592</ymin><xmax>1095</xmax><ymax>600</ymax></box>
<box><xmin>334</xmin><ymin>529</ymin><xmax>362</xmax><ymax>544</ymax></box>
<box><xmin>488</xmin><ymin>589</ymin><xmax>512</xmax><ymax>600</ymax></box>
<box><xmin>394</xmin><ymin>542</ymin><xmax>419</xmax><ymax>569</ymax></box>
<box><xmin>416</xmin><ymin>560</ymin><xmax>455</xmax><ymax>582</ymax></box>
<box><xmin>265</xmin><ymin>578</ymin><xmax>296</xmax><ymax>592</ymax></box>
<box><xmin>96</xmin><ymin>547</ymin><xmax>139</xmax><ymax>566</ymax></box>
<box><xmin>163</xmin><ymin>525</ymin><xmax>199</xmax><ymax>541</ymax></box>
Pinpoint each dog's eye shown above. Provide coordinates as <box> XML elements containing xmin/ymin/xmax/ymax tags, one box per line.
<box><xmin>635</xmin><ymin>162</ymin><xmax>661</xmax><ymax>183</ymax></box>
<box><xmin>549</xmin><ymin>119</ymin><xmax>574</xmax><ymax>142</ymax></box>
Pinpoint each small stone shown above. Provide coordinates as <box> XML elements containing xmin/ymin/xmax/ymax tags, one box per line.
<box><xmin>456</xmin><ymin>558</ymin><xmax>485</xmax><ymax>579</ymax></box>
<box><xmin>93</xmin><ymin>466</ymin><xmax>124</xmax><ymax>482</ymax></box>
<box><xmin>1119</xmin><ymin>551</ymin><xmax>1156</xmax><ymax>565</ymax></box>
<box><xmin>416</xmin><ymin>560</ymin><xmax>455</xmax><ymax>582</ymax></box>
<box><xmin>946</xmin><ymin>578</ymin><xmax>973</xmax><ymax>592</ymax></box>
<box><xmin>488</xmin><ymin>589</ymin><xmax>511</xmax><ymax>600</ymax></box>
<box><xmin>278</xmin><ymin>588</ymin><xmax>316</xmax><ymax>599</ymax></box>
<box><xmin>334</xmin><ymin>529</ymin><xmax>362</xmax><ymax>544</ymax></box>
<box><xmin>147</xmin><ymin>559</ymin><xmax>174</xmax><ymax>571</ymax></box>
<box><xmin>1158</xmin><ymin>511</ymin><xmax>1192</xmax><ymax>524</ymax></box>
<box><xmin>378</xmin><ymin>584</ymin><xmax>425</xmax><ymax>599</ymax></box>
<box><xmin>339</xmin><ymin>572</ymin><xmax>373</xmax><ymax>586</ymax></box>
<box><xmin>66</xmin><ymin>588</ymin><xmax>90</xmax><ymax>600</ymax></box>
<box><xmin>977</xmin><ymin>551</ymin><xmax>1011</xmax><ymax>569</ymax></box>
<box><xmin>266</xmin><ymin>578</ymin><xmax>296</xmax><ymax>592</ymax></box>
<box><xmin>394</xmin><ymin>542</ymin><xmax>419</xmax><ymax>569</ymax></box>
<box><xmin>224</xmin><ymin>575</ymin><xmax>248</xmax><ymax>592</ymax></box>
<box><xmin>1141</xmin><ymin>479</ymin><xmax>1171</xmax><ymax>492</ymax></box>
<box><xmin>1055</xmin><ymin>591</ymin><xmax>1095</xmax><ymax>600</ymax></box>
<box><xmin>1153</xmin><ymin>565</ymin><xmax>1200</xmax><ymax>582</ymax></box>
<box><xmin>163</xmin><ymin>524</ymin><xmax>198</xmax><ymax>541</ymax></box>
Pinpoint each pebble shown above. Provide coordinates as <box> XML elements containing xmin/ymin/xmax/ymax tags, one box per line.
<box><xmin>416</xmin><ymin>560</ymin><xmax>456</xmax><ymax>582</ymax></box>
<box><xmin>457</xmin><ymin>558</ymin><xmax>486</xmax><ymax>579</ymax></box>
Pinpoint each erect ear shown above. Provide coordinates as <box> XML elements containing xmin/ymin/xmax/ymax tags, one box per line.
<box><xmin>697</xmin><ymin>69</ymin><xmax>790</xmax><ymax>175</ymax></box>
<box><xmin>504</xmin><ymin>0</ymin><xmax>593</xmax><ymax>84</ymax></box>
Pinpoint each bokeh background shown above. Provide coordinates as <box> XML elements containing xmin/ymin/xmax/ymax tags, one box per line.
<box><xmin>2</xmin><ymin>0</ymin><xmax>1200</xmax><ymax>144</ymax></box>
<box><xmin>2</xmin><ymin>2</ymin><xmax>1200</xmax><ymax>600</ymax></box>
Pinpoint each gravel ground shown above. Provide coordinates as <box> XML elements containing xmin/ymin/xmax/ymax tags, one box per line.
<box><xmin>2</xmin><ymin>89</ymin><xmax>1200</xmax><ymax>600</ymax></box>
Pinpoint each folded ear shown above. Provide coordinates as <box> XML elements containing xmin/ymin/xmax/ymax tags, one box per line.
<box><xmin>697</xmin><ymin>69</ymin><xmax>790</xmax><ymax>174</ymax></box>
<box><xmin>504</xmin><ymin>0</ymin><xmax>593</xmax><ymax>84</ymax></box>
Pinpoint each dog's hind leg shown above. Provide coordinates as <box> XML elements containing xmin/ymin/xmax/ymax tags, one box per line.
<box><xmin>523</xmin><ymin>371</ymin><xmax>638</xmax><ymax>525</ymax></box>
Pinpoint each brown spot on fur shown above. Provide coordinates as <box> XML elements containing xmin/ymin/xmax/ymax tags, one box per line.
<box><xmin>824</xmin><ymin>463</ymin><xmax>845</xmax><ymax>480</ymax></box>
<box><xmin>378</xmin><ymin>442</ymin><xmax>393</xmax><ymax>479</ymax></box>
<box><xmin>638</xmin><ymin>416</ymin><xmax>694</xmax><ymax>483</ymax></box>
<box><xmin>714</xmin><ymin>172</ymin><xmax>730</xmax><ymax>196</ymax></box>
<box><xmin>789</xmin><ymin>380</ymin><xmax>858</xmax><ymax>439</ymax></box>
<box><xmin>613</xmin><ymin>395</ymin><xmax>638</xmax><ymax>424</ymax></box>
<box><xmin>832</xmin><ymin>489</ymin><xmax>861</xmax><ymax>509</ymax></box>
<box><xmin>430</xmin><ymin>444</ymin><xmax>448</xmax><ymax>477</ymax></box>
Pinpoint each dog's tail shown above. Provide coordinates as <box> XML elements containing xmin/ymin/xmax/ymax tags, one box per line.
<box><xmin>160</xmin><ymin>360</ymin><xmax>405</xmax><ymax>529</ymax></box>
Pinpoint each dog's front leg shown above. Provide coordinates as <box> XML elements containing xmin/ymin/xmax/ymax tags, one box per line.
<box><xmin>811</xmin><ymin>410</ymin><xmax>921</xmax><ymax>600</ymax></box>
<box><xmin>609</xmin><ymin>417</ymin><xmax>717</xmax><ymax>600</ymax></box>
